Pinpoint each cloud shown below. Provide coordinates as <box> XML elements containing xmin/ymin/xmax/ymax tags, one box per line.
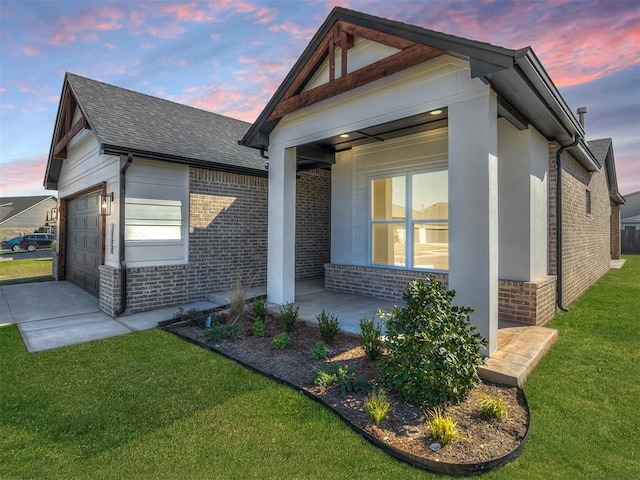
<box><xmin>48</xmin><ymin>5</ymin><xmax>125</xmax><ymax>46</ymax></box>
<box><xmin>20</xmin><ymin>45</ymin><xmax>42</xmax><ymax>56</ymax></box>
<box><xmin>268</xmin><ymin>21</ymin><xmax>317</xmax><ymax>41</ymax></box>
<box><xmin>0</xmin><ymin>154</ymin><xmax>49</xmax><ymax>196</ymax></box>
<box><xmin>159</xmin><ymin>2</ymin><xmax>214</xmax><ymax>22</ymax></box>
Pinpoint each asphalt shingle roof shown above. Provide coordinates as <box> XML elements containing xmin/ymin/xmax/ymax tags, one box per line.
<box><xmin>0</xmin><ymin>195</ymin><xmax>54</xmax><ymax>224</ymax></box>
<box><xmin>65</xmin><ymin>73</ymin><xmax>264</xmax><ymax>173</ymax></box>
<box><xmin>588</xmin><ymin>138</ymin><xmax>612</xmax><ymax>164</ymax></box>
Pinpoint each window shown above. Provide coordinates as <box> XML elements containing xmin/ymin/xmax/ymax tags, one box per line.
<box><xmin>125</xmin><ymin>198</ymin><xmax>183</xmax><ymax>241</ymax></box>
<box><xmin>585</xmin><ymin>189</ymin><xmax>591</xmax><ymax>215</ymax></box>
<box><xmin>370</xmin><ymin>169</ymin><xmax>448</xmax><ymax>270</ymax></box>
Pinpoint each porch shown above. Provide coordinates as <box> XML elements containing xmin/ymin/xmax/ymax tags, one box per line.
<box><xmin>211</xmin><ymin>278</ymin><xmax>557</xmax><ymax>387</ymax></box>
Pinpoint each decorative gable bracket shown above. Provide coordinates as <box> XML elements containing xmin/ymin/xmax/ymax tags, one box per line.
<box><xmin>268</xmin><ymin>20</ymin><xmax>446</xmax><ymax>121</ymax></box>
<box><xmin>52</xmin><ymin>86</ymin><xmax>90</xmax><ymax>160</ymax></box>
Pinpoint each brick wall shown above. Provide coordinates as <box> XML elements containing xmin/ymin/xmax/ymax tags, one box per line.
<box><xmin>611</xmin><ymin>203</ymin><xmax>621</xmax><ymax>259</ymax></box>
<box><xmin>100</xmin><ymin>167</ymin><xmax>331</xmax><ymax>316</ymax></box>
<box><xmin>296</xmin><ymin>169</ymin><xmax>331</xmax><ymax>280</ymax></box>
<box><xmin>560</xmin><ymin>153</ymin><xmax>611</xmax><ymax>305</ymax></box>
<box><xmin>498</xmin><ymin>276</ymin><xmax>556</xmax><ymax>325</ymax></box>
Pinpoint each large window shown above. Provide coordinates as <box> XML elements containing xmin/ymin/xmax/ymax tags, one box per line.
<box><xmin>370</xmin><ymin>169</ymin><xmax>448</xmax><ymax>270</ymax></box>
<box><xmin>125</xmin><ymin>197</ymin><xmax>183</xmax><ymax>241</ymax></box>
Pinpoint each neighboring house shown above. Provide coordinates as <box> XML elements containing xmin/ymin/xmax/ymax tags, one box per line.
<box><xmin>240</xmin><ymin>7</ymin><xmax>625</xmax><ymax>355</ymax></box>
<box><xmin>620</xmin><ymin>190</ymin><xmax>640</xmax><ymax>230</ymax></box>
<box><xmin>43</xmin><ymin>73</ymin><xmax>330</xmax><ymax>316</ymax></box>
<box><xmin>0</xmin><ymin>195</ymin><xmax>57</xmax><ymax>241</ymax></box>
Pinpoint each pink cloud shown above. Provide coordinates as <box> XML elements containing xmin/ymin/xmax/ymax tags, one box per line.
<box><xmin>48</xmin><ymin>5</ymin><xmax>125</xmax><ymax>46</ymax></box>
<box><xmin>104</xmin><ymin>42</ymin><xmax>118</xmax><ymax>50</ymax></box>
<box><xmin>0</xmin><ymin>155</ymin><xmax>49</xmax><ymax>197</ymax></box>
<box><xmin>268</xmin><ymin>21</ymin><xmax>316</xmax><ymax>42</ymax></box>
<box><xmin>159</xmin><ymin>2</ymin><xmax>214</xmax><ymax>22</ymax></box>
<box><xmin>210</xmin><ymin>32</ymin><xmax>221</xmax><ymax>40</ymax></box>
<box><xmin>147</xmin><ymin>22</ymin><xmax>186</xmax><ymax>39</ymax></box>
<box><xmin>20</xmin><ymin>45</ymin><xmax>42</xmax><ymax>56</ymax></box>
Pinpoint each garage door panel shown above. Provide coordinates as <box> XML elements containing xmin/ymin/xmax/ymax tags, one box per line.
<box><xmin>66</xmin><ymin>191</ymin><xmax>102</xmax><ymax>297</ymax></box>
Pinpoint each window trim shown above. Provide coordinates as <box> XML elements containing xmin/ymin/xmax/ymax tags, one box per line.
<box><xmin>367</xmin><ymin>166</ymin><xmax>448</xmax><ymax>272</ymax></box>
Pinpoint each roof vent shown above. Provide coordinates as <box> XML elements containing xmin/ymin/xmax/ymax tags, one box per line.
<box><xmin>577</xmin><ymin>106</ymin><xmax>588</xmax><ymax>129</ymax></box>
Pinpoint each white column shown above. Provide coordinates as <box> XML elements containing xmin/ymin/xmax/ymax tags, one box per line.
<box><xmin>448</xmin><ymin>90</ymin><xmax>499</xmax><ymax>355</ymax></box>
<box><xmin>267</xmin><ymin>146</ymin><xmax>297</xmax><ymax>305</ymax></box>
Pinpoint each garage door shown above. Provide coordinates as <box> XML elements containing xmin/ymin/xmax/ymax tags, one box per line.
<box><xmin>66</xmin><ymin>191</ymin><xmax>102</xmax><ymax>296</ymax></box>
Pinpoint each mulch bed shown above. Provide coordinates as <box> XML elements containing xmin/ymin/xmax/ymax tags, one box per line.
<box><xmin>164</xmin><ymin>312</ymin><xmax>529</xmax><ymax>470</ymax></box>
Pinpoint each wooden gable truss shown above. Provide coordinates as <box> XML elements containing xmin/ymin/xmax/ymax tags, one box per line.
<box><xmin>268</xmin><ymin>21</ymin><xmax>446</xmax><ymax>121</ymax></box>
<box><xmin>52</xmin><ymin>85</ymin><xmax>90</xmax><ymax>160</ymax></box>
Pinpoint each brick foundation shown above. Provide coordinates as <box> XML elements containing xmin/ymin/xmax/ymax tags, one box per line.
<box><xmin>498</xmin><ymin>276</ymin><xmax>557</xmax><ymax>325</ymax></box>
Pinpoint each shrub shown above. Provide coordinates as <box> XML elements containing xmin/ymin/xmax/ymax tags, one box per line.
<box><xmin>313</xmin><ymin>363</ymin><xmax>370</xmax><ymax>396</ymax></box>
<box><xmin>365</xmin><ymin>388</ymin><xmax>391</xmax><ymax>425</ymax></box>
<box><xmin>271</xmin><ymin>333</ymin><xmax>291</xmax><ymax>350</ymax></box>
<box><xmin>252</xmin><ymin>321</ymin><xmax>265</xmax><ymax>337</ymax></box>
<box><xmin>252</xmin><ymin>297</ymin><xmax>267</xmax><ymax>322</ymax></box>
<box><xmin>359</xmin><ymin>317</ymin><xmax>383</xmax><ymax>360</ymax></box>
<box><xmin>479</xmin><ymin>393</ymin><xmax>507</xmax><ymax>419</ymax></box>
<box><xmin>280</xmin><ymin>303</ymin><xmax>299</xmax><ymax>332</ymax></box>
<box><xmin>427</xmin><ymin>408</ymin><xmax>457</xmax><ymax>445</ymax></box>
<box><xmin>317</xmin><ymin>310</ymin><xmax>340</xmax><ymax>343</ymax></box>
<box><xmin>205</xmin><ymin>323</ymin><xmax>240</xmax><ymax>342</ymax></box>
<box><xmin>228</xmin><ymin>282</ymin><xmax>248</xmax><ymax>324</ymax></box>
<box><xmin>378</xmin><ymin>277</ymin><xmax>487</xmax><ymax>407</ymax></box>
<box><xmin>173</xmin><ymin>307</ymin><xmax>208</xmax><ymax>328</ymax></box>
<box><xmin>311</xmin><ymin>341</ymin><xmax>328</xmax><ymax>360</ymax></box>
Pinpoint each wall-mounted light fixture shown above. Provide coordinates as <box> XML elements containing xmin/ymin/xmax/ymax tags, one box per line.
<box><xmin>50</xmin><ymin>207</ymin><xmax>58</xmax><ymax>220</ymax></box>
<box><xmin>101</xmin><ymin>192</ymin><xmax>114</xmax><ymax>216</ymax></box>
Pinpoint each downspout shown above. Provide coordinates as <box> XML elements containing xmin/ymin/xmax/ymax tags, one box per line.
<box><xmin>114</xmin><ymin>153</ymin><xmax>133</xmax><ymax>316</ymax></box>
<box><xmin>556</xmin><ymin>135</ymin><xmax>579</xmax><ymax>312</ymax></box>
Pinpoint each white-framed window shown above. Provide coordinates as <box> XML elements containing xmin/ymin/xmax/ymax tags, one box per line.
<box><xmin>125</xmin><ymin>197</ymin><xmax>183</xmax><ymax>241</ymax></box>
<box><xmin>369</xmin><ymin>168</ymin><xmax>448</xmax><ymax>270</ymax></box>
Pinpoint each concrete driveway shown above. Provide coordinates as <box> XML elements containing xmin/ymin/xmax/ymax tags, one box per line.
<box><xmin>0</xmin><ymin>281</ymin><xmax>214</xmax><ymax>353</ymax></box>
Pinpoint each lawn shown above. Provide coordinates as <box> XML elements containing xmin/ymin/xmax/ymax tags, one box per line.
<box><xmin>0</xmin><ymin>257</ymin><xmax>53</xmax><ymax>282</ymax></box>
<box><xmin>1</xmin><ymin>256</ymin><xmax>638</xmax><ymax>479</ymax></box>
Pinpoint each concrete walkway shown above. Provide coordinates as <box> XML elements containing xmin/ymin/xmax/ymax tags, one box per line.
<box><xmin>0</xmin><ymin>281</ymin><xmax>216</xmax><ymax>353</ymax></box>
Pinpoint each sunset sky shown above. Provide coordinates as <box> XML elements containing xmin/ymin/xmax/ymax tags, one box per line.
<box><xmin>1</xmin><ymin>0</ymin><xmax>638</xmax><ymax>197</ymax></box>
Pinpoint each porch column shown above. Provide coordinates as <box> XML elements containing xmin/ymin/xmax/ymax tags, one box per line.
<box><xmin>267</xmin><ymin>146</ymin><xmax>297</xmax><ymax>305</ymax></box>
<box><xmin>448</xmin><ymin>91</ymin><xmax>499</xmax><ymax>355</ymax></box>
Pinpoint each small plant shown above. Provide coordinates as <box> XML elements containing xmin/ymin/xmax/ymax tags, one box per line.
<box><xmin>317</xmin><ymin>310</ymin><xmax>340</xmax><ymax>343</ymax></box>
<box><xmin>228</xmin><ymin>282</ymin><xmax>248</xmax><ymax>324</ymax></box>
<box><xmin>313</xmin><ymin>363</ymin><xmax>370</xmax><ymax>396</ymax></box>
<box><xmin>280</xmin><ymin>303</ymin><xmax>299</xmax><ymax>332</ymax></box>
<box><xmin>427</xmin><ymin>408</ymin><xmax>457</xmax><ymax>445</ymax></box>
<box><xmin>359</xmin><ymin>317</ymin><xmax>383</xmax><ymax>360</ymax></box>
<box><xmin>271</xmin><ymin>333</ymin><xmax>291</xmax><ymax>350</ymax></box>
<box><xmin>479</xmin><ymin>393</ymin><xmax>507</xmax><ymax>419</ymax></box>
<box><xmin>173</xmin><ymin>307</ymin><xmax>207</xmax><ymax>327</ymax></box>
<box><xmin>252</xmin><ymin>320</ymin><xmax>265</xmax><ymax>337</ymax></box>
<box><xmin>252</xmin><ymin>297</ymin><xmax>267</xmax><ymax>322</ymax></box>
<box><xmin>365</xmin><ymin>388</ymin><xmax>391</xmax><ymax>425</ymax></box>
<box><xmin>311</xmin><ymin>341</ymin><xmax>328</xmax><ymax>360</ymax></box>
<box><xmin>205</xmin><ymin>323</ymin><xmax>240</xmax><ymax>342</ymax></box>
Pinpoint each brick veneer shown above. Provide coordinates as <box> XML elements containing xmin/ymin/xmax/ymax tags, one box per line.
<box><xmin>498</xmin><ymin>276</ymin><xmax>557</xmax><ymax>325</ymax></box>
<box><xmin>611</xmin><ymin>203</ymin><xmax>621</xmax><ymax>259</ymax></box>
<box><xmin>560</xmin><ymin>153</ymin><xmax>611</xmax><ymax>305</ymax></box>
<box><xmin>100</xmin><ymin>167</ymin><xmax>331</xmax><ymax>316</ymax></box>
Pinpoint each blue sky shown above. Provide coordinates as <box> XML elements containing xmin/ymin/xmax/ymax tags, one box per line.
<box><xmin>1</xmin><ymin>0</ymin><xmax>638</xmax><ymax>196</ymax></box>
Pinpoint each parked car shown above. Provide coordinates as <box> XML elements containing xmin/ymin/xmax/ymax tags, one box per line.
<box><xmin>1</xmin><ymin>235</ymin><xmax>24</xmax><ymax>251</ymax></box>
<box><xmin>19</xmin><ymin>233</ymin><xmax>54</xmax><ymax>252</ymax></box>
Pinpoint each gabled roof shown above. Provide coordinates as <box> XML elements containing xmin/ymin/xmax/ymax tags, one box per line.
<box><xmin>240</xmin><ymin>7</ymin><xmax>598</xmax><ymax>172</ymax></box>
<box><xmin>0</xmin><ymin>195</ymin><xmax>56</xmax><ymax>225</ymax></box>
<box><xmin>589</xmin><ymin>138</ymin><xmax>625</xmax><ymax>205</ymax></box>
<box><xmin>44</xmin><ymin>73</ymin><xmax>265</xmax><ymax>189</ymax></box>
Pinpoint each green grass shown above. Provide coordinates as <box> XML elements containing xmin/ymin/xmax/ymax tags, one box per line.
<box><xmin>0</xmin><ymin>258</ymin><xmax>53</xmax><ymax>281</ymax></box>
<box><xmin>1</xmin><ymin>256</ymin><xmax>639</xmax><ymax>479</ymax></box>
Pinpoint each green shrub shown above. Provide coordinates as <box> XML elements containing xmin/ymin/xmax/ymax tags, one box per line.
<box><xmin>252</xmin><ymin>297</ymin><xmax>267</xmax><ymax>322</ymax></box>
<box><xmin>317</xmin><ymin>310</ymin><xmax>340</xmax><ymax>343</ymax></box>
<box><xmin>365</xmin><ymin>388</ymin><xmax>391</xmax><ymax>425</ymax></box>
<box><xmin>427</xmin><ymin>408</ymin><xmax>457</xmax><ymax>445</ymax></box>
<box><xmin>311</xmin><ymin>341</ymin><xmax>328</xmax><ymax>360</ymax></box>
<box><xmin>280</xmin><ymin>303</ymin><xmax>299</xmax><ymax>332</ymax></box>
<box><xmin>479</xmin><ymin>393</ymin><xmax>507</xmax><ymax>419</ymax></box>
<box><xmin>359</xmin><ymin>317</ymin><xmax>383</xmax><ymax>360</ymax></box>
<box><xmin>252</xmin><ymin>321</ymin><xmax>265</xmax><ymax>337</ymax></box>
<box><xmin>378</xmin><ymin>277</ymin><xmax>486</xmax><ymax>407</ymax></box>
<box><xmin>312</xmin><ymin>363</ymin><xmax>370</xmax><ymax>396</ymax></box>
<box><xmin>271</xmin><ymin>333</ymin><xmax>291</xmax><ymax>350</ymax></box>
<box><xmin>173</xmin><ymin>307</ymin><xmax>208</xmax><ymax>327</ymax></box>
<box><xmin>205</xmin><ymin>323</ymin><xmax>240</xmax><ymax>342</ymax></box>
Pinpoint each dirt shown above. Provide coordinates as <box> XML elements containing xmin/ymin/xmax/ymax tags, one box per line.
<box><xmin>165</xmin><ymin>313</ymin><xmax>529</xmax><ymax>466</ymax></box>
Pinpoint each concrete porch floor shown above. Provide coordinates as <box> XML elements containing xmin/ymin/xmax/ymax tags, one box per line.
<box><xmin>211</xmin><ymin>278</ymin><xmax>557</xmax><ymax>387</ymax></box>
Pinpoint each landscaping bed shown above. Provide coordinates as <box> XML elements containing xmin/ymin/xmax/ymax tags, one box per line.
<box><xmin>164</xmin><ymin>311</ymin><xmax>529</xmax><ymax>474</ymax></box>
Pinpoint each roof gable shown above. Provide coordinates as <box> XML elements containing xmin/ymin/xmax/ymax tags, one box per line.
<box><xmin>0</xmin><ymin>195</ymin><xmax>56</xmax><ymax>224</ymax></box>
<box><xmin>44</xmin><ymin>74</ymin><xmax>265</xmax><ymax>189</ymax></box>
<box><xmin>589</xmin><ymin>138</ymin><xmax>625</xmax><ymax>205</ymax></box>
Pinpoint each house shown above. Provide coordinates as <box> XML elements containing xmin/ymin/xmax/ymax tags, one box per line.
<box><xmin>0</xmin><ymin>195</ymin><xmax>57</xmax><ymax>241</ymax></box>
<box><xmin>240</xmin><ymin>7</ymin><xmax>625</xmax><ymax>354</ymax></box>
<box><xmin>620</xmin><ymin>190</ymin><xmax>640</xmax><ymax>230</ymax></box>
<box><xmin>43</xmin><ymin>73</ymin><xmax>330</xmax><ymax>316</ymax></box>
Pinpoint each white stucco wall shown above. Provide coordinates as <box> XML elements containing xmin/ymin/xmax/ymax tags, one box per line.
<box><xmin>497</xmin><ymin>119</ymin><xmax>548</xmax><ymax>281</ymax></box>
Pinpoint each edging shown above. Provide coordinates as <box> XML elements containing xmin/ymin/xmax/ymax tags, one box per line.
<box><xmin>161</xmin><ymin>325</ymin><xmax>530</xmax><ymax>476</ymax></box>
